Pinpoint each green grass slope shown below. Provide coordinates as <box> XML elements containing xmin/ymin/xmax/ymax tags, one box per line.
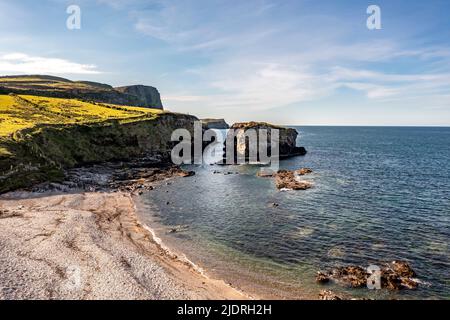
<box><xmin>0</xmin><ymin>83</ymin><xmax>196</xmax><ymax>193</ymax></box>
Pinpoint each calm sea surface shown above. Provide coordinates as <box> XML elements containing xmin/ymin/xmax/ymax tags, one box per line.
<box><xmin>137</xmin><ymin>126</ymin><xmax>450</xmax><ymax>299</ymax></box>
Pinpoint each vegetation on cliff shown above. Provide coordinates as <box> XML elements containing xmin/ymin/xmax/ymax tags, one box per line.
<box><xmin>0</xmin><ymin>94</ymin><xmax>160</xmax><ymax>137</ymax></box>
<box><xmin>0</xmin><ymin>76</ymin><xmax>196</xmax><ymax>193</ymax></box>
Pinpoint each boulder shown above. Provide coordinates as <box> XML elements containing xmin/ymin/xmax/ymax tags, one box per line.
<box><xmin>316</xmin><ymin>271</ymin><xmax>331</xmax><ymax>284</ymax></box>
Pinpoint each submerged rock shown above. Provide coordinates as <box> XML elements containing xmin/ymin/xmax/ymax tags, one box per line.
<box><xmin>295</xmin><ymin>168</ymin><xmax>313</xmax><ymax>175</ymax></box>
<box><xmin>256</xmin><ymin>170</ymin><xmax>274</xmax><ymax>177</ymax></box>
<box><xmin>389</xmin><ymin>260</ymin><xmax>416</xmax><ymax>278</ymax></box>
<box><xmin>268</xmin><ymin>202</ymin><xmax>279</xmax><ymax>208</ymax></box>
<box><xmin>168</xmin><ymin>225</ymin><xmax>189</xmax><ymax>234</ymax></box>
<box><xmin>178</xmin><ymin>170</ymin><xmax>195</xmax><ymax>177</ymax></box>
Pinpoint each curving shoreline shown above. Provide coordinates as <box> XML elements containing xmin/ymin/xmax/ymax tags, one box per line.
<box><xmin>0</xmin><ymin>189</ymin><xmax>248</xmax><ymax>300</ymax></box>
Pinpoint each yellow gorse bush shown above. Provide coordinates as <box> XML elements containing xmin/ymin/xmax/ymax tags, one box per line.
<box><xmin>0</xmin><ymin>94</ymin><xmax>163</xmax><ymax>137</ymax></box>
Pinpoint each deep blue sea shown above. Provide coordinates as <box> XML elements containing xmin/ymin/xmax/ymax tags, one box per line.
<box><xmin>138</xmin><ymin>127</ymin><xmax>450</xmax><ymax>299</ymax></box>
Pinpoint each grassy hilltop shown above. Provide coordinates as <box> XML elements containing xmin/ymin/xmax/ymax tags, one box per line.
<box><xmin>0</xmin><ymin>75</ymin><xmax>164</xmax><ymax>109</ymax></box>
<box><xmin>0</xmin><ymin>76</ymin><xmax>196</xmax><ymax>193</ymax></box>
<box><xmin>0</xmin><ymin>94</ymin><xmax>161</xmax><ymax>137</ymax></box>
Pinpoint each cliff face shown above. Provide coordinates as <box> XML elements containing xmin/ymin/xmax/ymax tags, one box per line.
<box><xmin>115</xmin><ymin>85</ymin><xmax>163</xmax><ymax>109</ymax></box>
<box><xmin>0</xmin><ymin>75</ymin><xmax>164</xmax><ymax>110</ymax></box>
<box><xmin>225</xmin><ymin>122</ymin><xmax>307</xmax><ymax>162</ymax></box>
<box><xmin>0</xmin><ymin>113</ymin><xmax>197</xmax><ymax>193</ymax></box>
<box><xmin>201</xmin><ymin>118</ymin><xmax>230</xmax><ymax>129</ymax></box>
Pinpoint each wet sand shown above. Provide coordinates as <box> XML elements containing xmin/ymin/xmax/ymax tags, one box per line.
<box><xmin>0</xmin><ymin>190</ymin><xmax>248</xmax><ymax>300</ymax></box>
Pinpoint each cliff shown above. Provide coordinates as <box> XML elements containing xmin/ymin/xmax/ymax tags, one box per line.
<box><xmin>115</xmin><ymin>85</ymin><xmax>163</xmax><ymax>109</ymax></box>
<box><xmin>0</xmin><ymin>75</ymin><xmax>164</xmax><ymax>109</ymax></box>
<box><xmin>0</xmin><ymin>113</ymin><xmax>197</xmax><ymax>193</ymax></box>
<box><xmin>201</xmin><ymin>118</ymin><xmax>230</xmax><ymax>129</ymax></box>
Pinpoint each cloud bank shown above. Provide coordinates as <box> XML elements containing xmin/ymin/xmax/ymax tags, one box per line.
<box><xmin>0</xmin><ymin>53</ymin><xmax>101</xmax><ymax>75</ymax></box>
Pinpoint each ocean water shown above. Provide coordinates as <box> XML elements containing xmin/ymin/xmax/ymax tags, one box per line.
<box><xmin>137</xmin><ymin>126</ymin><xmax>450</xmax><ymax>299</ymax></box>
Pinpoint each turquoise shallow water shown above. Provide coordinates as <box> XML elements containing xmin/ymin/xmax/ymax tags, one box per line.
<box><xmin>138</xmin><ymin>126</ymin><xmax>450</xmax><ymax>299</ymax></box>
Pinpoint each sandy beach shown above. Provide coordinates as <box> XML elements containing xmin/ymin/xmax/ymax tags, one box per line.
<box><xmin>0</xmin><ymin>190</ymin><xmax>248</xmax><ymax>300</ymax></box>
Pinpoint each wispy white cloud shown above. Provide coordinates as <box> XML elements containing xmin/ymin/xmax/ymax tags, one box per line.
<box><xmin>0</xmin><ymin>53</ymin><xmax>101</xmax><ymax>75</ymax></box>
<box><xmin>164</xmin><ymin>61</ymin><xmax>337</xmax><ymax>111</ymax></box>
<box><xmin>331</xmin><ymin>66</ymin><xmax>450</xmax><ymax>100</ymax></box>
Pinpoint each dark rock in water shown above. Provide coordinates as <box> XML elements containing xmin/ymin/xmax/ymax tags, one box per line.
<box><xmin>316</xmin><ymin>271</ymin><xmax>330</xmax><ymax>284</ymax></box>
<box><xmin>380</xmin><ymin>261</ymin><xmax>418</xmax><ymax>290</ymax></box>
<box><xmin>399</xmin><ymin>278</ymin><xmax>419</xmax><ymax>290</ymax></box>
<box><xmin>274</xmin><ymin>170</ymin><xmax>313</xmax><ymax>190</ymax></box>
<box><xmin>168</xmin><ymin>225</ymin><xmax>189</xmax><ymax>234</ymax></box>
<box><xmin>319</xmin><ymin>290</ymin><xmax>342</xmax><ymax>300</ymax></box>
<box><xmin>389</xmin><ymin>260</ymin><xmax>416</xmax><ymax>278</ymax></box>
<box><xmin>332</xmin><ymin>266</ymin><xmax>368</xmax><ymax>288</ymax></box>
<box><xmin>269</xmin><ymin>202</ymin><xmax>279</xmax><ymax>208</ymax></box>
<box><xmin>317</xmin><ymin>261</ymin><xmax>419</xmax><ymax>291</ymax></box>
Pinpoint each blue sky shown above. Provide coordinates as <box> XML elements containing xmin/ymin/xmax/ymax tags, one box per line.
<box><xmin>1</xmin><ymin>0</ymin><xmax>450</xmax><ymax>125</ymax></box>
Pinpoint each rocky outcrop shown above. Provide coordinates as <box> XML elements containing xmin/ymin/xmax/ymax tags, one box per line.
<box><xmin>115</xmin><ymin>85</ymin><xmax>163</xmax><ymax>109</ymax></box>
<box><xmin>316</xmin><ymin>261</ymin><xmax>419</xmax><ymax>291</ymax></box>
<box><xmin>257</xmin><ymin>168</ymin><xmax>313</xmax><ymax>190</ymax></box>
<box><xmin>201</xmin><ymin>118</ymin><xmax>229</xmax><ymax>129</ymax></box>
<box><xmin>224</xmin><ymin>122</ymin><xmax>306</xmax><ymax>163</ymax></box>
<box><xmin>274</xmin><ymin>169</ymin><xmax>313</xmax><ymax>190</ymax></box>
